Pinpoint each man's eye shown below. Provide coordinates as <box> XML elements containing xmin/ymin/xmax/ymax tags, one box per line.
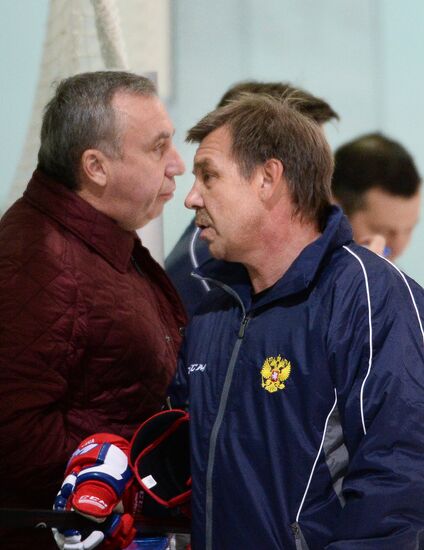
<box><xmin>154</xmin><ymin>142</ymin><xmax>166</xmax><ymax>154</ymax></box>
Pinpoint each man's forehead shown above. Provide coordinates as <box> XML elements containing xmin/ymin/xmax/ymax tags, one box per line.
<box><xmin>361</xmin><ymin>188</ymin><xmax>421</xmax><ymax>229</ymax></box>
<box><xmin>366</xmin><ymin>187</ymin><xmax>421</xmax><ymax>210</ymax></box>
<box><xmin>193</xmin><ymin>148</ymin><xmax>228</xmax><ymax>174</ymax></box>
<box><xmin>113</xmin><ymin>92</ymin><xmax>173</xmax><ymax>132</ymax></box>
<box><xmin>194</xmin><ymin>127</ymin><xmax>232</xmax><ymax>164</ymax></box>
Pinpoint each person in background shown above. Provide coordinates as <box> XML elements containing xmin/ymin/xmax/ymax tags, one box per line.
<box><xmin>0</xmin><ymin>71</ymin><xmax>186</xmax><ymax>550</ymax></box>
<box><xmin>332</xmin><ymin>132</ymin><xmax>421</xmax><ymax>260</ymax></box>
<box><xmin>165</xmin><ymin>80</ymin><xmax>339</xmax><ymax>318</ymax></box>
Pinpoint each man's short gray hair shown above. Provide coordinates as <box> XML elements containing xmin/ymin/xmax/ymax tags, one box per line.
<box><xmin>38</xmin><ymin>71</ymin><xmax>156</xmax><ymax>190</ymax></box>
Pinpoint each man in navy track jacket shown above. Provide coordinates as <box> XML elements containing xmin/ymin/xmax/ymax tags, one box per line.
<box><xmin>169</xmin><ymin>93</ymin><xmax>424</xmax><ymax>549</ymax></box>
<box><xmin>165</xmin><ymin>80</ymin><xmax>339</xmax><ymax>318</ymax></box>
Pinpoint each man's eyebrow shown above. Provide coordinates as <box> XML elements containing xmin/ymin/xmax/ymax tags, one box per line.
<box><xmin>192</xmin><ymin>159</ymin><xmax>216</xmax><ymax>174</ymax></box>
<box><xmin>150</xmin><ymin>129</ymin><xmax>175</xmax><ymax>146</ymax></box>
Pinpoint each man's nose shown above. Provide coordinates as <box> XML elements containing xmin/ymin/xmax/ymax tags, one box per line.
<box><xmin>185</xmin><ymin>183</ymin><xmax>203</xmax><ymax>210</ymax></box>
<box><xmin>167</xmin><ymin>147</ymin><xmax>186</xmax><ymax>177</ymax></box>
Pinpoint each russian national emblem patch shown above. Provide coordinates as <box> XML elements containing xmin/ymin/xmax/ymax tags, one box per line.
<box><xmin>261</xmin><ymin>355</ymin><xmax>291</xmax><ymax>393</ymax></box>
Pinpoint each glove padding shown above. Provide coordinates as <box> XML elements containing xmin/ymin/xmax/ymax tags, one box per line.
<box><xmin>53</xmin><ymin>433</ymin><xmax>137</xmax><ymax>550</ymax></box>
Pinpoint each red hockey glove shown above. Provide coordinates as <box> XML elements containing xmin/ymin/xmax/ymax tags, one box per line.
<box><xmin>53</xmin><ymin>433</ymin><xmax>137</xmax><ymax>550</ymax></box>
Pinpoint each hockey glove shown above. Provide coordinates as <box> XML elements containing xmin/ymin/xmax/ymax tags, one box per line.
<box><xmin>53</xmin><ymin>433</ymin><xmax>137</xmax><ymax>550</ymax></box>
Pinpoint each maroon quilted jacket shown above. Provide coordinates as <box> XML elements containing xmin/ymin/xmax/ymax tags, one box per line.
<box><xmin>0</xmin><ymin>170</ymin><xmax>187</xmax><ymax>548</ymax></box>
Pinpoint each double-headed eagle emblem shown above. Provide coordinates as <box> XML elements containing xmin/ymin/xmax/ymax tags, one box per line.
<box><xmin>260</xmin><ymin>355</ymin><xmax>291</xmax><ymax>393</ymax></box>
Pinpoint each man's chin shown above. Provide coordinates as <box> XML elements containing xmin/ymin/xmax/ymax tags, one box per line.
<box><xmin>206</xmin><ymin>242</ymin><xmax>225</xmax><ymax>261</ymax></box>
<box><xmin>159</xmin><ymin>191</ymin><xmax>175</xmax><ymax>202</ymax></box>
<box><xmin>147</xmin><ymin>203</ymin><xmax>166</xmax><ymax>223</ymax></box>
<box><xmin>131</xmin><ymin>205</ymin><xmax>165</xmax><ymax>231</ymax></box>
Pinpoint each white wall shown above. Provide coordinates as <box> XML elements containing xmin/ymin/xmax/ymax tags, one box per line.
<box><xmin>0</xmin><ymin>0</ymin><xmax>49</xmax><ymax>205</ymax></box>
<box><xmin>380</xmin><ymin>0</ymin><xmax>424</xmax><ymax>279</ymax></box>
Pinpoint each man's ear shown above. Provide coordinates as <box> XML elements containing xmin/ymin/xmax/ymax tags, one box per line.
<box><xmin>258</xmin><ymin>158</ymin><xmax>284</xmax><ymax>204</ymax></box>
<box><xmin>80</xmin><ymin>149</ymin><xmax>108</xmax><ymax>187</ymax></box>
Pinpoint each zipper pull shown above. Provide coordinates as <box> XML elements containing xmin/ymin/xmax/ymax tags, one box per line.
<box><xmin>291</xmin><ymin>523</ymin><xmax>300</xmax><ymax>538</ymax></box>
<box><xmin>291</xmin><ymin>522</ymin><xmax>306</xmax><ymax>550</ymax></box>
<box><xmin>238</xmin><ymin>315</ymin><xmax>250</xmax><ymax>338</ymax></box>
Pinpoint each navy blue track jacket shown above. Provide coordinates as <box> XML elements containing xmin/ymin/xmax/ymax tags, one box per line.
<box><xmin>169</xmin><ymin>207</ymin><xmax>424</xmax><ymax>550</ymax></box>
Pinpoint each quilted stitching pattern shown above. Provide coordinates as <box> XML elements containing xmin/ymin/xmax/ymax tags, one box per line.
<box><xmin>0</xmin><ymin>172</ymin><xmax>186</xmax><ymax>550</ymax></box>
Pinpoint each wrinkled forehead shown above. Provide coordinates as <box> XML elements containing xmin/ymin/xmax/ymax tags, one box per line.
<box><xmin>193</xmin><ymin>126</ymin><xmax>234</xmax><ymax>166</ymax></box>
<box><xmin>113</xmin><ymin>92</ymin><xmax>175</xmax><ymax>144</ymax></box>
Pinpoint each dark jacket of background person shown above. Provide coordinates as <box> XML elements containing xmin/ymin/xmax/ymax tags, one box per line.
<box><xmin>0</xmin><ymin>170</ymin><xmax>186</xmax><ymax>549</ymax></box>
<box><xmin>165</xmin><ymin>218</ymin><xmax>209</xmax><ymax>318</ymax></box>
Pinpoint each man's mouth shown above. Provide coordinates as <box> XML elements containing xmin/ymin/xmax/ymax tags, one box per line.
<box><xmin>160</xmin><ymin>184</ymin><xmax>176</xmax><ymax>200</ymax></box>
<box><xmin>195</xmin><ymin>215</ymin><xmax>215</xmax><ymax>240</ymax></box>
<box><xmin>195</xmin><ymin>214</ymin><xmax>212</xmax><ymax>231</ymax></box>
<box><xmin>196</xmin><ymin>222</ymin><xmax>208</xmax><ymax>230</ymax></box>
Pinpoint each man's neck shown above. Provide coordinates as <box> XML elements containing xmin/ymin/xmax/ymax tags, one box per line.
<box><xmin>245</xmin><ymin>219</ymin><xmax>321</xmax><ymax>294</ymax></box>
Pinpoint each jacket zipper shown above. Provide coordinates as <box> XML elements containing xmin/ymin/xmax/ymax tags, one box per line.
<box><xmin>291</xmin><ymin>522</ymin><xmax>309</xmax><ymax>550</ymax></box>
<box><xmin>205</xmin><ymin>314</ymin><xmax>250</xmax><ymax>550</ymax></box>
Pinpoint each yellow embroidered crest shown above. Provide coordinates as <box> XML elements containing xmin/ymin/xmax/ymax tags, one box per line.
<box><xmin>261</xmin><ymin>355</ymin><xmax>291</xmax><ymax>393</ymax></box>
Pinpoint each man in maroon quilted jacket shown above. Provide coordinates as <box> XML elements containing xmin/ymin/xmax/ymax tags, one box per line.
<box><xmin>0</xmin><ymin>71</ymin><xmax>187</xmax><ymax>549</ymax></box>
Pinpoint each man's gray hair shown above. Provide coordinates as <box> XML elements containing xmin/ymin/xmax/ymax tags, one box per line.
<box><xmin>38</xmin><ymin>71</ymin><xmax>156</xmax><ymax>189</ymax></box>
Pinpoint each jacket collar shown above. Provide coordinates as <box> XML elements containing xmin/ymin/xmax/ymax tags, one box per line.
<box><xmin>194</xmin><ymin>206</ymin><xmax>353</xmax><ymax>309</ymax></box>
<box><xmin>24</xmin><ymin>170</ymin><xmax>137</xmax><ymax>273</ymax></box>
